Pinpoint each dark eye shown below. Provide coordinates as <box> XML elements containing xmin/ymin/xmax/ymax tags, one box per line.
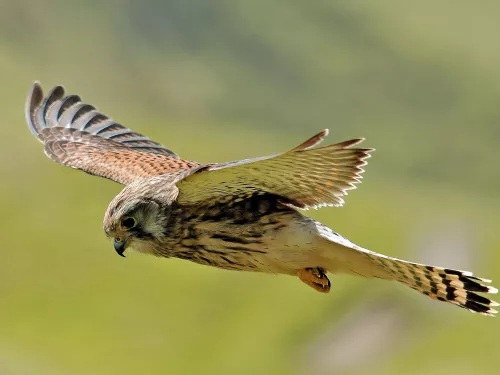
<box><xmin>122</xmin><ymin>217</ymin><xmax>137</xmax><ymax>230</ymax></box>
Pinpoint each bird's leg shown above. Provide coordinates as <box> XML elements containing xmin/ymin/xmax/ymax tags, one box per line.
<box><xmin>297</xmin><ymin>267</ymin><xmax>331</xmax><ymax>293</ymax></box>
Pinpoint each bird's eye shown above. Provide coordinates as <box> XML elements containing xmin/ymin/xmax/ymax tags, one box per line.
<box><xmin>122</xmin><ymin>217</ymin><xmax>137</xmax><ymax>230</ymax></box>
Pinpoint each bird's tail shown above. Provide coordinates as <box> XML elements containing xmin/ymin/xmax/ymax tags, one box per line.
<box><xmin>374</xmin><ymin>255</ymin><xmax>499</xmax><ymax>316</ymax></box>
<box><xmin>316</xmin><ymin>223</ymin><xmax>498</xmax><ymax>316</ymax></box>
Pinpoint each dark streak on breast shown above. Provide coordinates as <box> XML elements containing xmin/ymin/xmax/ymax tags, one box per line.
<box><xmin>163</xmin><ymin>192</ymin><xmax>297</xmax><ymax>271</ymax></box>
<box><xmin>210</xmin><ymin>233</ymin><xmax>262</xmax><ymax>245</ymax></box>
<box><xmin>223</xmin><ymin>245</ymin><xmax>266</xmax><ymax>254</ymax></box>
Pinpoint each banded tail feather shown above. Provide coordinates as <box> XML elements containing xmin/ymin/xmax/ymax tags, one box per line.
<box><xmin>370</xmin><ymin>254</ymin><xmax>498</xmax><ymax>316</ymax></box>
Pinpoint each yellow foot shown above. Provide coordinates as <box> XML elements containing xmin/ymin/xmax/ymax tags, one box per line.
<box><xmin>297</xmin><ymin>267</ymin><xmax>331</xmax><ymax>293</ymax></box>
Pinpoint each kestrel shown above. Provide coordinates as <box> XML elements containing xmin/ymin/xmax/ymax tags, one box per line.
<box><xmin>26</xmin><ymin>82</ymin><xmax>498</xmax><ymax>316</ymax></box>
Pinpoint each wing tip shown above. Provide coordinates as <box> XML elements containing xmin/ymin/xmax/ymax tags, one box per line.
<box><xmin>289</xmin><ymin>129</ymin><xmax>330</xmax><ymax>152</ymax></box>
<box><xmin>321</xmin><ymin>137</ymin><xmax>374</xmax><ymax>151</ymax></box>
<box><xmin>25</xmin><ymin>81</ymin><xmax>68</xmax><ymax>138</ymax></box>
<box><xmin>25</xmin><ymin>81</ymin><xmax>44</xmax><ymax>136</ymax></box>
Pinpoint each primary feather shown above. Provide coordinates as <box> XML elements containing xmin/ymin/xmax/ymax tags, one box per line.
<box><xmin>25</xmin><ymin>82</ymin><xmax>199</xmax><ymax>184</ymax></box>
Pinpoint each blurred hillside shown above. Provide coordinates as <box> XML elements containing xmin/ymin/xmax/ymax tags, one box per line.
<box><xmin>0</xmin><ymin>1</ymin><xmax>499</xmax><ymax>375</ymax></box>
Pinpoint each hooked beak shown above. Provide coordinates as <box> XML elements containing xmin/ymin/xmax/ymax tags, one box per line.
<box><xmin>114</xmin><ymin>239</ymin><xmax>128</xmax><ymax>257</ymax></box>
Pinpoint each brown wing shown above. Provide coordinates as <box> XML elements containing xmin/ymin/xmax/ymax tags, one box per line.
<box><xmin>26</xmin><ymin>82</ymin><xmax>199</xmax><ymax>185</ymax></box>
<box><xmin>176</xmin><ymin>130</ymin><xmax>373</xmax><ymax>209</ymax></box>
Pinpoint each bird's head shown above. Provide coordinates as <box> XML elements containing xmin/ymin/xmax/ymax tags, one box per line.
<box><xmin>103</xmin><ymin>177</ymin><xmax>178</xmax><ymax>257</ymax></box>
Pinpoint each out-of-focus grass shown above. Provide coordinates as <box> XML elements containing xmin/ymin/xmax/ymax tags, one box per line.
<box><xmin>0</xmin><ymin>1</ymin><xmax>499</xmax><ymax>374</ymax></box>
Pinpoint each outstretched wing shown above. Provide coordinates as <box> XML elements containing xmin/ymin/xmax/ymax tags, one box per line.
<box><xmin>176</xmin><ymin>130</ymin><xmax>373</xmax><ymax>209</ymax></box>
<box><xmin>26</xmin><ymin>82</ymin><xmax>199</xmax><ymax>185</ymax></box>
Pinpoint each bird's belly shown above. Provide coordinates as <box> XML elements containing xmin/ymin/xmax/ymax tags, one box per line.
<box><xmin>173</xmin><ymin>211</ymin><xmax>323</xmax><ymax>275</ymax></box>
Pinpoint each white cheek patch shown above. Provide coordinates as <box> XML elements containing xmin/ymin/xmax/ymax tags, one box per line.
<box><xmin>129</xmin><ymin>239</ymin><xmax>155</xmax><ymax>255</ymax></box>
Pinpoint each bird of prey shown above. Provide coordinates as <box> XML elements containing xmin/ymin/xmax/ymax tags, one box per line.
<box><xmin>26</xmin><ymin>82</ymin><xmax>498</xmax><ymax>316</ymax></box>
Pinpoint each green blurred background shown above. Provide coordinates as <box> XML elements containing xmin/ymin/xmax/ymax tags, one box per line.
<box><xmin>1</xmin><ymin>1</ymin><xmax>499</xmax><ymax>374</ymax></box>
